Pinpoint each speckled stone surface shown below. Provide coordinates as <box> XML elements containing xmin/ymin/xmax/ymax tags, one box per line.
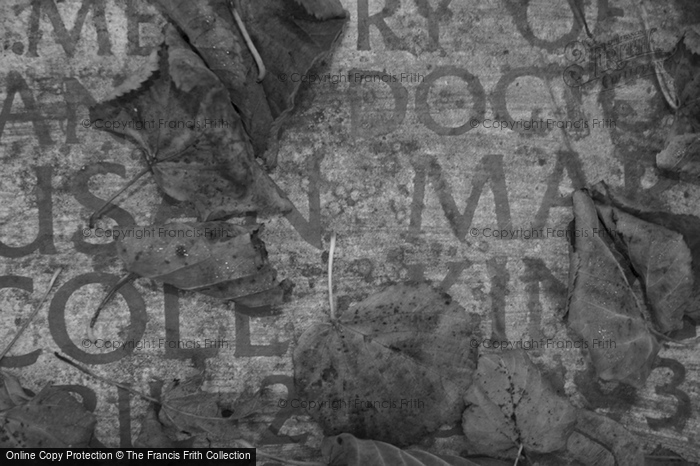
<box><xmin>1</xmin><ymin>0</ymin><xmax>699</xmax><ymax>461</ymax></box>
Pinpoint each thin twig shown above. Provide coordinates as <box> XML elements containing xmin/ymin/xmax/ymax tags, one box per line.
<box><xmin>328</xmin><ymin>231</ymin><xmax>336</xmax><ymax>321</ymax></box>
<box><xmin>230</xmin><ymin>2</ymin><xmax>266</xmax><ymax>82</ymax></box>
<box><xmin>513</xmin><ymin>443</ymin><xmax>524</xmax><ymax>466</ymax></box>
<box><xmin>0</xmin><ymin>268</ymin><xmax>62</xmax><ymax>363</ymax></box>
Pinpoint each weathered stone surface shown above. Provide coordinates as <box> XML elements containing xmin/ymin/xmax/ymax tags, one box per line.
<box><xmin>0</xmin><ymin>0</ymin><xmax>698</xmax><ymax>461</ymax></box>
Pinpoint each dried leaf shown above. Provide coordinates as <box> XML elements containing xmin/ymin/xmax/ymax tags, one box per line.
<box><xmin>655</xmin><ymin>31</ymin><xmax>700</xmax><ymax>185</ymax></box>
<box><xmin>0</xmin><ymin>373</ymin><xmax>31</xmax><ymax>410</ymax></box>
<box><xmin>103</xmin><ymin>48</ymin><xmax>161</xmax><ymax>101</ymax></box>
<box><xmin>590</xmin><ymin>182</ymin><xmax>700</xmax><ymax>326</ymax></box>
<box><xmin>294</xmin><ymin>282</ymin><xmax>481</xmax><ymax>447</ymax></box>
<box><xmin>134</xmin><ymin>403</ymin><xmax>194</xmax><ymax>448</ymax></box>
<box><xmin>159</xmin><ymin>375</ymin><xmax>229</xmax><ymax>436</ymax></box>
<box><xmin>656</xmin><ymin>133</ymin><xmax>700</xmax><ymax>182</ymax></box>
<box><xmin>568</xmin><ymin>409</ymin><xmax>645</xmax><ymax>466</ymax></box>
<box><xmin>115</xmin><ymin>222</ymin><xmax>293</xmax><ymax>307</ymax></box>
<box><xmin>322</xmin><ymin>433</ymin><xmax>510</xmax><ymax>466</ymax></box>
<box><xmin>528</xmin><ymin>409</ymin><xmax>645</xmax><ymax>466</ymax></box>
<box><xmin>291</xmin><ymin>0</ymin><xmax>347</xmax><ymax>20</ymax></box>
<box><xmin>683</xmin><ymin>24</ymin><xmax>700</xmax><ymax>55</ymax></box>
<box><xmin>153</xmin><ymin>0</ymin><xmax>348</xmax><ymax>167</ymax></box>
<box><xmin>149</xmin><ymin>1</ymin><xmax>248</xmax><ymax>90</ymax></box>
<box><xmin>238</xmin><ymin>0</ymin><xmax>347</xmax><ymax>166</ymax></box>
<box><xmin>461</xmin><ymin>350</ymin><xmax>576</xmax><ymax>460</ymax></box>
<box><xmin>90</xmin><ymin>25</ymin><xmax>292</xmax><ymax>221</ymax></box>
<box><xmin>566</xmin><ymin>190</ymin><xmax>660</xmax><ymax>387</ymax></box>
<box><xmin>0</xmin><ymin>384</ymin><xmax>96</xmax><ymax>447</ymax></box>
<box><xmin>645</xmin><ymin>446</ymin><xmax>691</xmax><ymax>466</ymax></box>
<box><xmin>664</xmin><ymin>37</ymin><xmax>700</xmax><ymax>136</ymax></box>
<box><xmin>156</xmin><ymin>373</ymin><xmax>270</xmax><ymax>446</ymax></box>
<box><xmin>594</xmin><ymin>203</ymin><xmax>693</xmax><ymax>333</ymax></box>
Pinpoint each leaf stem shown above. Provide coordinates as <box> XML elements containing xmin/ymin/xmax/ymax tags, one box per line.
<box><xmin>513</xmin><ymin>444</ymin><xmax>524</xmax><ymax>466</ymax></box>
<box><xmin>649</xmin><ymin>327</ymin><xmax>698</xmax><ymax>348</ymax></box>
<box><xmin>230</xmin><ymin>3</ymin><xmax>266</xmax><ymax>82</ymax></box>
<box><xmin>328</xmin><ymin>231</ymin><xmax>336</xmax><ymax>321</ymax></box>
<box><xmin>88</xmin><ymin>145</ymin><xmax>198</xmax><ymax>228</ymax></box>
<box><xmin>89</xmin><ymin>167</ymin><xmax>151</xmax><ymax>228</ymax></box>
<box><xmin>0</xmin><ymin>268</ymin><xmax>62</xmax><ymax>363</ymax></box>
<box><xmin>87</xmin><ymin>272</ymin><xmax>138</xmax><ymax>341</ymax></box>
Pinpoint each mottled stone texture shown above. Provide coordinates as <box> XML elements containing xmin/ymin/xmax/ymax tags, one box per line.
<box><xmin>0</xmin><ymin>0</ymin><xmax>698</xmax><ymax>460</ymax></box>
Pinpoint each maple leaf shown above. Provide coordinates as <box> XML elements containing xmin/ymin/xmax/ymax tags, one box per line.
<box><xmin>89</xmin><ymin>25</ymin><xmax>292</xmax><ymax>222</ymax></box>
<box><xmin>137</xmin><ymin>373</ymin><xmax>273</xmax><ymax>447</ymax></box>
